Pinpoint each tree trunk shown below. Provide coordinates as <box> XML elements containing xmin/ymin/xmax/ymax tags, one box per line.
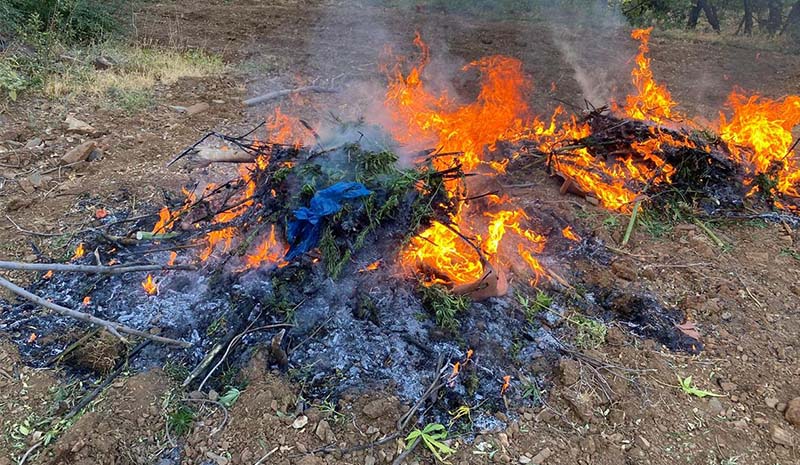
<box><xmin>743</xmin><ymin>0</ymin><xmax>754</xmax><ymax>34</ymax></box>
<box><xmin>767</xmin><ymin>0</ymin><xmax>782</xmax><ymax>34</ymax></box>
<box><xmin>688</xmin><ymin>0</ymin><xmax>721</xmax><ymax>32</ymax></box>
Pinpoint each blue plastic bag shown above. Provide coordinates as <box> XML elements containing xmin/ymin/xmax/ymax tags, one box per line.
<box><xmin>285</xmin><ymin>182</ymin><xmax>372</xmax><ymax>260</ymax></box>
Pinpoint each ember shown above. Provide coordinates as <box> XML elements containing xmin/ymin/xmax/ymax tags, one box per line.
<box><xmin>142</xmin><ymin>274</ymin><xmax>158</xmax><ymax>295</ymax></box>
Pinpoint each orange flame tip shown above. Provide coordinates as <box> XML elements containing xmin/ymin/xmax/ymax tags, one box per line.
<box><xmin>142</xmin><ymin>274</ymin><xmax>158</xmax><ymax>295</ymax></box>
<box><xmin>72</xmin><ymin>243</ymin><xmax>85</xmax><ymax>260</ymax></box>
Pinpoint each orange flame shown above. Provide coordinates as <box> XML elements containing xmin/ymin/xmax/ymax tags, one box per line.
<box><xmin>561</xmin><ymin>226</ymin><xmax>581</xmax><ymax>242</ymax></box>
<box><xmin>623</xmin><ymin>28</ymin><xmax>678</xmax><ymax>123</ymax></box>
<box><xmin>82</xmin><ymin>296</ymin><xmax>91</xmax><ymax>306</ymax></box>
<box><xmin>43</xmin><ymin>270</ymin><xmax>53</xmax><ymax>279</ymax></box>
<box><xmin>267</xmin><ymin>107</ymin><xmax>306</xmax><ymax>148</ymax></box>
<box><xmin>168</xmin><ymin>251</ymin><xmax>178</xmax><ymax>266</ymax></box>
<box><xmin>241</xmin><ymin>225</ymin><xmax>287</xmax><ymax>270</ymax></box>
<box><xmin>719</xmin><ymin>92</ymin><xmax>800</xmax><ymax>198</ymax></box>
<box><xmin>359</xmin><ymin>260</ymin><xmax>381</xmax><ymax>272</ymax></box>
<box><xmin>72</xmin><ymin>243</ymin><xmax>85</xmax><ymax>260</ymax></box>
<box><xmin>500</xmin><ymin>375</ymin><xmax>511</xmax><ymax>395</ymax></box>
<box><xmin>142</xmin><ymin>274</ymin><xmax>158</xmax><ymax>295</ymax></box>
<box><xmin>28</xmin><ymin>333</ymin><xmax>37</xmax><ymax>343</ymax></box>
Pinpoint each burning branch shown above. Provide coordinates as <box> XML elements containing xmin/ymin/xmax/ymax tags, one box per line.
<box><xmin>0</xmin><ymin>276</ymin><xmax>191</xmax><ymax>347</ymax></box>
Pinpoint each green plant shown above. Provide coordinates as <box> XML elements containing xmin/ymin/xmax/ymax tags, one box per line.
<box><xmin>521</xmin><ymin>380</ymin><xmax>541</xmax><ymax>402</ymax></box>
<box><xmin>568</xmin><ymin>314</ymin><xmax>607</xmax><ymax>349</ymax></box>
<box><xmin>0</xmin><ymin>59</ymin><xmax>27</xmax><ymax>101</ymax></box>
<box><xmin>418</xmin><ymin>284</ymin><xmax>470</xmax><ymax>330</ymax></box>
<box><xmin>405</xmin><ymin>423</ymin><xmax>456</xmax><ymax>463</ymax></box>
<box><xmin>780</xmin><ymin>248</ymin><xmax>800</xmax><ymax>262</ymax></box>
<box><xmin>219</xmin><ymin>388</ymin><xmax>241</xmax><ymax>407</ymax></box>
<box><xmin>678</xmin><ymin>375</ymin><xmax>722</xmax><ymax>398</ymax></box>
<box><xmin>516</xmin><ymin>289</ymin><xmax>552</xmax><ymax>323</ymax></box>
<box><xmin>168</xmin><ymin>405</ymin><xmax>195</xmax><ymax>436</ymax></box>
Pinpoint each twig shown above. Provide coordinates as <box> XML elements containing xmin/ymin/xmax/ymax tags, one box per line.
<box><xmin>392</xmin><ymin>437</ymin><xmax>420</xmax><ymax>465</ymax></box>
<box><xmin>5</xmin><ymin>215</ymin><xmax>66</xmax><ymax>237</ymax></box>
<box><xmin>0</xmin><ymin>260</ymin><xmax>196</xmax><ymax>275</ymax></box>
<box><xmin>243</xmin><ymin>86</ymin><xmax>338</xmax><ymax>107</ymax></box>
<box><xmin>0</xmin><ymin>276</ymin><xmax>191</xmax><ymax>347</ymax></box>
<box><xmin>253</xmin><ymin>446</ymin><xmax>279</xmax><ymax>465</ymax></box>
<box><xmin>693</xmin><ymin>218</ymin><xmax>725</xmax><ymax>248</ymax></box>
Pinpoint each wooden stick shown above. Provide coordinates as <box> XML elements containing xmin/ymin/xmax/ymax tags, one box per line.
<box><xmin>243</xmin><ymin>86</ymin><xmax>338</xmax><ymax>107</ymax></box>
<box><xmin>183</xmin><ymin>147</ymin><xmax>257</xmax><ymax>169</ymax></box>
<box><xmin>621</xmin><ymin>199</ymin><xmax>641</xmax><ymax>247</ymax></box>
<box><xmin>0</xmin><ymin>261</ymin><xmax>196</xmax><ymax>274</ymax></box>
<box><xmin>0</xmin><ymin>276</ymin><xmax>191</xmax><ymax>347</ymax></box>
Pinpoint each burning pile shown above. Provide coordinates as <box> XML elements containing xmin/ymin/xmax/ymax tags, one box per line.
<box><xmin>1</xmin><ymin>26</ymin><xmax>799</xmax><ymax>430</ymax></box>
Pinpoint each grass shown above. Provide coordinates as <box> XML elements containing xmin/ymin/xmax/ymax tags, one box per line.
<box><xmin>568</xmin><ymin>313</ymin><xmax>607</xmax><ymax>349</ymax></box>
<box><xmin>405</xmin><ymin>423</ymin><xmax>456</xmax><ymax>463</ymax></box>
<box><xmin>516</xmin><ymin>289</ymin><xmax>552</xmax><ymax>324</ymax></box>
<box><xmin>42</xmin><ymin>44</ymin><xmax>224</xmax><ymax>108</ymax></box>
<box><xmin>167</xmin><ymin>405</ymin><xmax>195</xmax><ymax>436</ymax></box>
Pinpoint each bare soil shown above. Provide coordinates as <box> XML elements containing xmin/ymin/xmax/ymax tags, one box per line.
<box><xmin>1</xmin><ymin>1</ymin><xmax>799</xmax><ymax>465</ymax></box>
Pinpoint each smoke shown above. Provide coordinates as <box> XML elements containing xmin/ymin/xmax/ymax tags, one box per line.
<box><xmin>542</xmin><ymin>2</ymin><xmax>636</xmax><ymax>107</ymax></box>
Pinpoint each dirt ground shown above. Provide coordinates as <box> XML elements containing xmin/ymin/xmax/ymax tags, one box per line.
<box><xmin>1</xmin><ymin>1</ymin><xmax>799</xmax><ymax>464</ymax></box>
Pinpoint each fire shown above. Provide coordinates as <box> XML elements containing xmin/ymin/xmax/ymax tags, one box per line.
<box><xmin>82</xmin><ymin>296</ymin><xmax>91</xmax><ymax>306</ymax></box>
<box><xmin>199</xmin><ymin>165</ymin><xmax>258</xmax><ymax>261</ymax></box>
<box><xmin>500</xmin><ymin>375</ymin><xmax>511</xmax><ymax>395</ymax></box>
<box><xmin>359</xmin><ymin>260</ymin><xmax>381</xmax><ymax>272</ymax></box>
<box><xmin>151</xmin><ymin>206</ymin><xmax>172</xmax><ymax>234</ymax></box>
<box><xmin>168</xmin><ymin>251</ymin><xmax>178</xmax><ymax>266</ymax></box>
<box><xmin>267</xmin><ymin>107</ymin><xmax>306</xmax><ymax>148</ymax></box>
<box><xmin>384</xmin><ymin>32</ymin><xmax>530</xmax><ymax>183</ymax></box>
<box><xmin>72</xmin><ymin>243</ymin><xmax>85</xmax><ymax>260</ymax></box>
<box><xmin>43</xmin><ymin>270</ymin><xmax>53</xmax><ymax>279</ymax></box>
<box><xmin>28</xmin><ymin>333</ymin><xmax>36</xmax><ymax>343</ymax></box>
<box><xmin>561</xmin><ymin>226</ymin><xmax>581</xmax><ymax>242</ymax></box>
<box><xmin>241</xmin><ymin>225</ymin><xmax>287</xmax><ymax>270</ymax></box>
<box><xmin>623</xmin><ymin>27</ymin><xmax>678</xmax><ymax>123</ymax></box>
<box><xmin>401</xmin><ymin>221</ymin><xmax>484</xmax><ymax>285</ymax></box>
<box><xmin>719</xmin><ymin>92</ymin><xmax>800</xmax><ymax>198</ymax></box>
<box><xmin>142</xmin><ymin>274</ymin><xmax>158</xmax><ymax>295</ymax></box>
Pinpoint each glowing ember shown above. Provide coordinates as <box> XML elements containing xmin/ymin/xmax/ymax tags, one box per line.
<box><xmin>241</xmin><ymin>225</ymin><xmax>287</xmax><ymax>270</ymax></box>
<box><xmin>142</xmin><ymin>274</ymin><xmax>158</xmax><ymax>295</ymax></box>
<box><xmin>43</xmin><ymin>270</ymin><xmax>53</xmax><ymax>279</ymax></box>
<box><xmin>72</xmin><ymin>243</ymin><xmax>85</xmax><ymax>260</ymax></box>
<box><xmin>561</xmin><ymin>226</ymin><xmax>581</xmax><ymax>242</ymax></box>
<box><xmin>168</xmin><ymin>251</ymin><xmax>178</xmax><ymax>266</ymax></box>
<box><xmin>500</xmin><ymin>375</ymin><xmax>511</xmax><ymax>395</ymax></box>
<box><xmin>82</xmin><ymin>296</ymin><xmax>91</xmax><ymax>306</ymax></box>
<box><xmin>623</xmin><ymin>27</ymin><xmax>678</xmax><ymax>123</ymax></box>
<box><xmin>359</xmin><ymin>260</ymin><xmax>381</xmax><ymax>272</ymax></box>
<box><xmin>719</xmin><ymin>92</ymin><xmax>800</xmax><ymax>198</ymax></box>
<box><xmin>28</xmin><ymin>333</ymin><xmax>36</xmax><ymax>343</ymax></box>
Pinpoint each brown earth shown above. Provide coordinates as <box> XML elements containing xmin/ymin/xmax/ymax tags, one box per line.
<box><xmin>1</xmin><ymin>1</ymin><xmax>799</xmax><ymax>465</ymax></box>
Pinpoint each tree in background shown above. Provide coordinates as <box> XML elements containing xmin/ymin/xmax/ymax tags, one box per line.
<box><xmin>688</xmin><ymin>0</ymin><xmax>721</xmax><ymax>31</ymax></box>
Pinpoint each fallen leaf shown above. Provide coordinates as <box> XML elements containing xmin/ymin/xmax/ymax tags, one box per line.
<box><xmin>676</xmin><ymin>322</ymin><xmax>701</xmax><ymax>340</ymax></box>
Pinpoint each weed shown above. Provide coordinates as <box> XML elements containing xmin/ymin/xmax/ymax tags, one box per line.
<box><xmin>418</xmin><ymin>284</ymin><xmax>470</xmax><ymax>330</ymax></box>
<box><xmin>448</xmin><ymin>405</ymin><xmax>472</xmax><ymax>427</ymax></box>
<box><xmin>218</xmin><ymin>388</ymin><xmax>241</xmax><ymax>408</ymax></box>
<box><xmin>678</xmin><ymin>375</ymin><xmax>722</xmax><ymax>398</ymax></box>
<box><xmin>405</xmin><ymin>423</ymin><xmax>456</xmax><ymax>463</ymax></box>
<box><xmin>780</xmin><ymin>248</ymin><xmax>800</xmax><ymax>262</ymax></box>
<box><xmin>568</xmin><ymin>314</ymin><xmax>607</xmax><ymax>349</ymax></box>
<box><xmin>602</xmin><ymin>214</ymin><xmax>620</xmax><ymax>230</ymax></box>
<box><xmin>521</xmin><ymin>380</ymin><xmax>542</xmax><ymax>402</ymax></box>
<box><xmin>167</xmin><ymin>405</ymin><xmax>195</xmax><ymax>436</ymax></box>
<box><xmin>163</xmin><ymin>360</ymin><xmax>190</xmax><ymax>383</ymax></box>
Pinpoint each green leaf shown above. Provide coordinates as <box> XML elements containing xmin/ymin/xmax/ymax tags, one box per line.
<box><xmin>678</xmin><ymin>375</ymin><xmax>722</xmax><ymax>398</ymax></box>
<box><xmin>18</xmin><ymin>424</ymin><xmax>31</xmax><ymax>435</ymax></box>
<box><xmin>219</xmin><ymin>388</ymin><xmax>241</xmax><ymax>407</ymax></box>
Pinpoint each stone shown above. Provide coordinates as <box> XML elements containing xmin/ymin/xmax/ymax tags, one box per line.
<box><xmin>611</xmin><ymin>261</ymin><xmax>636</xmax><ymax>281</ymax></box>
<box><xmin>296</xmin><ymin>455</ymin><xmax>324</xmax><ymax>465</ymax></box>
<box><xmin>94</xmin><ymin>56</ymin><xmax>114</xmax><ymax>70</ymax></box>
<box><xmin>64</xmin><ymin>116</ymin><xmax>97</xmax><ymax>135</ymax></box>
<box><xmin>364</xmin><ymin>455</ymin><xmax>376</xmax><ymax>465</ymax></box>
<box><xmin>362</xmin><ymin>399</ymin><xmax>389</xmax><ymax>419</ymax></box>
<box><xmin>785</xmin><ymin>397</ymin><xmax>800</xmax><ymax>426</ymax></box>
<box><xmin>719</xmin><ymin>382</ymin><xmax>737</xmax><ymax>392</ymax></box>
<box><xmin>86</xmin><ymin>148</ymin><xmax>104</xmax><ymax>162</ymax></box>
<box><xmin>185</xmin><ymin>102</ymin><xmax>210</xmax><ymax>116</ymax></box>
<box><xmin>169</xmin><ymin>105</ymin><xmax>188</xmax><ymax>113</ymax></box>
<box><xmin>519</xmin><ymin>456</ymin><xmax>531</xmax><ymax>464</ymax></box>
<box><xmin>531</xmin><ymin>447</ymin><xmax>553</xmax><ymax>465</ymax></box>
<box><xmin>24</xmin><ymin>137</ymin><xmax>42</xmax><ymax>149</ymax></box>
<box><xmin>291</xmin><ymin>415</ymin><xmax>308</xmax><ymax>429</ymax></box>
<box><xmin>208</xmin><ymin>389</ymin><xmax>219</xmax><ymax>402</ymax></box>
<box><xmin>707</xmin><ymin>398</ymin><xmax>724</xmax><ymax>415</ymax></box>
<box><xmin>770</xmin><ymin>425</ymin><xmax>794</xmax><ymax>447</ymax></box>
<box><xmin>765</xmin><ymin>397</ymin><xmax>780</xmax><ymax>409</ymax></box>
<box><xmin>205</xmin><ymin>451</ymin><xmax>229</xmax><ymax>465</ymax></box>
<box><xmin>315</xmin><ymin>419</ymin><xmax>336</xmax><ymax>443</ymax></box>
<box><xmin>62</xmin><ymin>140</ymin><xmax>96</xmax><ymax>164</ymax></box>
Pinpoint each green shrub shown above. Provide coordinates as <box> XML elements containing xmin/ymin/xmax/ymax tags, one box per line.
<box><xmin>2</xmin><ymin>0</ymin><xmax>123</xmax><ymax>45</ymax></box>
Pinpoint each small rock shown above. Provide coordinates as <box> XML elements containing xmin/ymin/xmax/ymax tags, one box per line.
<box><xmin>777</xmin><ymin>402</ymin><xmax>788</xmax><ymax>413</ymax></box>
<box><xmin>291</xmin><ymin>415</ymin><xmax>308</xmax><ymax>429</ymax></box>
<box><xmin>770</xmin><ymin>425</ymin><xmax>795</xmax><ymax>447</ymax></box>
<box><xmin>315</xmin><ymin>419</ymin><xmax>336</xmax><ymax>443</ymax></box>
<box><xmin>86</xmin><ymin>148</ymin><xmax>104</xmax><ymax>162</ymax></box>
<box><xmin>24</xmin><ymin>137</ymin><xmax>42</xmax><ymax>149</ymax></box>
<box><xmin>707</xmin><ymin>398</ymin><xmax>724</xmax><ymax>415</ymax></box>
<box><xmin>296</xmin><ymin>455</ymin><xmax>324</xmax><ymax>465</ymax></box>
<box><xmin>169</xmin><ymin>105</ymin><xmax>188</xmax><ymax>113</ymax></box>
<box><xmin>765</xmin><ymin>397</ymin><xmax>780</xmax><ymax>409</ymax></box>
<box><xmin>62</xmin><ymin>140</ymin><xmax>96</xmax><ymax>164</ymax></box>
<box><xmin>611</xmin><ymin>261</ymin><xmax>637</xmax><ymax>281</ymax></box>
<box><xmin>212</xmin><ymin>99</ymin><xmax>226</xmax><ymax>104</ymax></box>
<box><xmin>93</xmin><ymin>56</ymin><xmax>114</xmax><ymax>70</ymax></box>
<box><xmin>365</xmin><ymin>455</ymin><xmax>376</xmax><ymax>465</ymax></box>
<box><xmin>185</xmin><ymin>102</ymin><xmax>210</xmax><ymax>116</ymax></box>
<box><xmin>785</xmin><ymin>397</ymin><xmax>800</xmax><ymax>426</ymax></box>
<box><xmin>720</xmin><ymin>311</ymin><xmax>732</xmax><ymax>321</ymax></box>
<box><xmin>208</xmin><ymin>389</ymin><xmax>219</xmax><ymax>402</ymax></box>
<box><xmin>531</xmin><ymin>447</ymin><xmax>553</xmax><ymax>465</ymax></box>
<box><xmin>362</xmin><ymin>399</ymin><xmax>389</xmax><ymax>419</ymax></box>
<box><xmin>188</xmin><ymin>390</ymin><xmax>205</xmax><ymax>400</ymax></box>
<box><xmin>719</xmin><ymin>382</ymin><xmax>737</xmax><ymax>392</ymax></box>
<box><xmin>64</xmin><ymin>116</ymin><xmax>96</xmax><ymax>135</ymax></box>
<box><xmin>205</xmin><ymin>451</ymin><xmax>229</xmax><ymax>465</ymax></box>
<box><xmin>18</xmin><ymin>178</ymin><xmax>35</xmax><ymax>193</ymax></box>
<box><xmin>519</xmin><ymin>456</ymin><xmax>531</xmax><ymax>464</ymax></box>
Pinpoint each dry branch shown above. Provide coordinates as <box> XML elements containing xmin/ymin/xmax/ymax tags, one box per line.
<box><xmin>183</xmin><ymin>147</ymin><xmax>257</xmax><ymax>169</ymax></box>
<box><xmin>243</xmin><ymin>85</ymin><xmax>338</xmax><ymax>107</ymax></box>
<box><xmin>0</xmin><ymin>261</ymin><xmax>196</xmax><ymax>275</ymax></box>
<box><xmin>0</xmin><ymin>276</ymin><xmax>191</xmax><ymax>347</ymax></box>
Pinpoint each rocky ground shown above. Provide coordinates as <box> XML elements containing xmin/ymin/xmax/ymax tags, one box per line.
<box><xmin>1</xmin><ymin>1</ymin><xmax>799</xmax><ymax>464</ymax></box>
